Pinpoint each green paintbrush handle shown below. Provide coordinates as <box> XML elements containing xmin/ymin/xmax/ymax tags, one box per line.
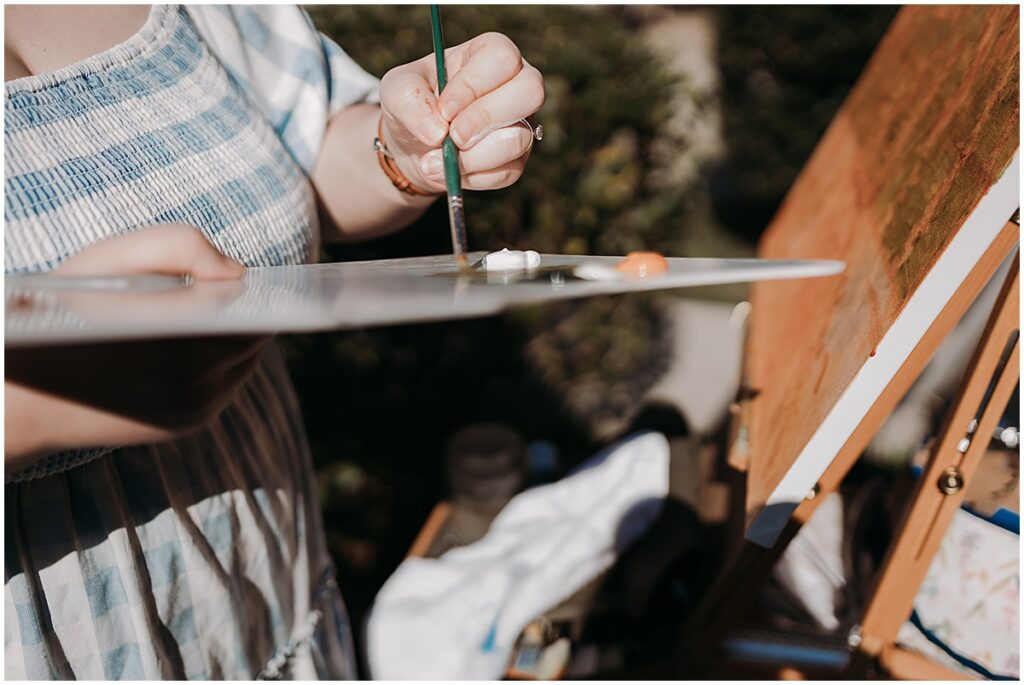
<box><xmin>430</xmin><ymin>5</ymin><xmax>467</xmax><ymax>260</ymax></box>
<box><xmin>430</xmin><ymin>5</ymin><xmax>462</xmax><ymax>198</ymax></box>
<box><xmin>430</xmin><ymin>5</ymin><xmax>447</xmax><ymax>88</ymax></box>
<box><xmin>441</xmin><ymin>138</ymin><xmax>461</xmax><ymax>198</ymax></box>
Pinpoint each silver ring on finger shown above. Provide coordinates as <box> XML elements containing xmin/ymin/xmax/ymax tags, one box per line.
<box><xmin>517</xmin><ymin>117</ymin><xmax>543</xmax><ymax>143</ymax></box>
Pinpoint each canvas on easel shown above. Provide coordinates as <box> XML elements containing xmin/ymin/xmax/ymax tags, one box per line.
<box><xmin>740</xmin><ymin>4</ymin><xmax>1019</xmax><ymax>546</ymax></box>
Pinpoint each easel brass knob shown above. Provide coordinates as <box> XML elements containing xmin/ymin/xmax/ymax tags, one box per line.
<box><xmin>937</xmin><ymin>466</ymin><xmax>964</xmax><ymax>495</ymax></box>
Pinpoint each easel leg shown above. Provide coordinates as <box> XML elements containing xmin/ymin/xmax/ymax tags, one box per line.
<box><xmin>852</xmin><ymin>254</ymin><xmax>1019</xmax><ymax>672</ymax></box>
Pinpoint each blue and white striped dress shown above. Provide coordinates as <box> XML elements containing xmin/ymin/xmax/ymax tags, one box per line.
<box><xmin>5</xmin><ymin>5</ymin><xmax>378</xmax><ymax>679</ymax></box>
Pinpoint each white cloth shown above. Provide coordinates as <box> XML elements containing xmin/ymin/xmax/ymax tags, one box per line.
<box><xmin>772</xmin><ymin>492</ymin><xmax>846</xmax><ymax>631</ymax></box>
<box><xmin>366</xmin><ymin>431</ymin><xmax>670</xmax><ymax>680</ymax></box>
<box><xmin>897</xmin><ymin>508</ymin><xmax>1019</xmax><ymax>679</ymax></box>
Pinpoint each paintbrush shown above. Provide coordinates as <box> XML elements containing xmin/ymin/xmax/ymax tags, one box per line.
<box><xmin>429</xmin><ymin>5</ymin><xmax>469</xmax><ymax>267</ymax></box>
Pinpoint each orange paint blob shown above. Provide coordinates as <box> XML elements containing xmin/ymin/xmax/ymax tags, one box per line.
<box><xmin>615</xmin><ymin>251</ymin><xmax>669</xmax><ymax>279</ymax></box>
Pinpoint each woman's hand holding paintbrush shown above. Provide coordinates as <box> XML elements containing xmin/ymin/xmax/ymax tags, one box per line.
<box><xmin>377</xmin><ymin>30</ymin><xmax>544</xmax><ymax>195</ymax></box>
<box><xmin>311</xmin><ymin>16</ymin><xmax>543</xmax><ymax>246</ymax></box>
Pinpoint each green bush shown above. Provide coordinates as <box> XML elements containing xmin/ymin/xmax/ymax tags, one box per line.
<box><xmin>710</xmin><ymin>6</ymin><xmax>898</xmax><ymax>241</ymax></box>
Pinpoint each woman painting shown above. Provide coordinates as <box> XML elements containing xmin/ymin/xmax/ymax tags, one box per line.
<box><xmin>4</xmin><ymin>4</ymin><xmax>543</xmax><ymax>678</ymax></box>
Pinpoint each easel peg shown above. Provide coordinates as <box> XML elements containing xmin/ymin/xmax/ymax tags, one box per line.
<box><xmin>936</xmin><ymin>466</ymin><xmax>964</xmax><ymax>495</ymax></box>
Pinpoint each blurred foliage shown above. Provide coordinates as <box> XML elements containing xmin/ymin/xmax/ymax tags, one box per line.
<box><xmin>710</xmin><ymin>6</ymin><xmax>899</xmax><ymax>242</ymax></box>
<box><xmin>289</xmin><ymin>5</ymin><xmax>897</xmax><ymax>650</ymax></box>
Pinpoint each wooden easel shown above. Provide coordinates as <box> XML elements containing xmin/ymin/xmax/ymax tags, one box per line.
<box><xmin>856</xmin><ymin>246</ymin><xmax>1019</xmax><ymax>678</ymax></box>
<box><xmin>677</xmin><ymin>5</ymin><xmax>1019</xmax><ymax>680</ymax></box>
<box><xmin>679</xmin><ymin>221</ymin><xmax>1019</xmax><ymax>680</ymax></box>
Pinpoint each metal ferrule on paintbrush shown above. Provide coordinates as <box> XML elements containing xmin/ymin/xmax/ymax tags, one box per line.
<box><xmin>444</xmin><ymin>179</ymin><xmax>467</xmax><ymax>264</ymax></box>
<box><xmin>430</xmin><ymin>5</ymin><xmax>468</xmax><ymax>265</ymax></box>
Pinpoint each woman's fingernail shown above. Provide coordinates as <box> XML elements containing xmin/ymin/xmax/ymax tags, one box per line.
<box><xmin>421</xmin><ymin>153</ymin><xmax>443</xmax><ymax>178</ymax></box>
<box><xmin>440</xmin><ymin>99</ymin><xmax>460</xmax><ymax>121</ymax></box>
<box><xmin>419</xmin><ymin>118</ymin><xmax>447</xmax><ymax>143</ymax></box>
<box><xmin>451</xmin><ymin>120</ymin><xmax>474</xmax><ymax>147</ymax></box>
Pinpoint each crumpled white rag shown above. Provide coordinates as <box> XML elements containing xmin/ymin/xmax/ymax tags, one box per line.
<box><xmin>366</xmin><ymin>431</ymin><xmax>670</xmax><ymax>679</ymax></box>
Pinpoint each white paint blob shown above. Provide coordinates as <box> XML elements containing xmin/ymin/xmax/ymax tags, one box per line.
<box><xmin>482</xmin><ymin>248</ymin><xmax>542</xmax><ymax>271</ymax></box>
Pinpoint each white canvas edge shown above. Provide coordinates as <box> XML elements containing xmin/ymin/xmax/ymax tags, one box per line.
<box><xmin>746</xmin><ymin>151</ymin><xmax>1021</xmax><ymax>548</ymax></box>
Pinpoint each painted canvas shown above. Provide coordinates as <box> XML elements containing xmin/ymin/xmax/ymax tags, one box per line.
<box><xmin>743</xmin><ymin>5</ymin><xmax>1020</xmax><ymax>545</ymax></box>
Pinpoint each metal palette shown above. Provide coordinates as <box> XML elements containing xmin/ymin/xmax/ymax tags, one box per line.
<box><xmin>5</xmin><ymin>253</ymin><xmax>844</xmax><ymax>346</ymax></box>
